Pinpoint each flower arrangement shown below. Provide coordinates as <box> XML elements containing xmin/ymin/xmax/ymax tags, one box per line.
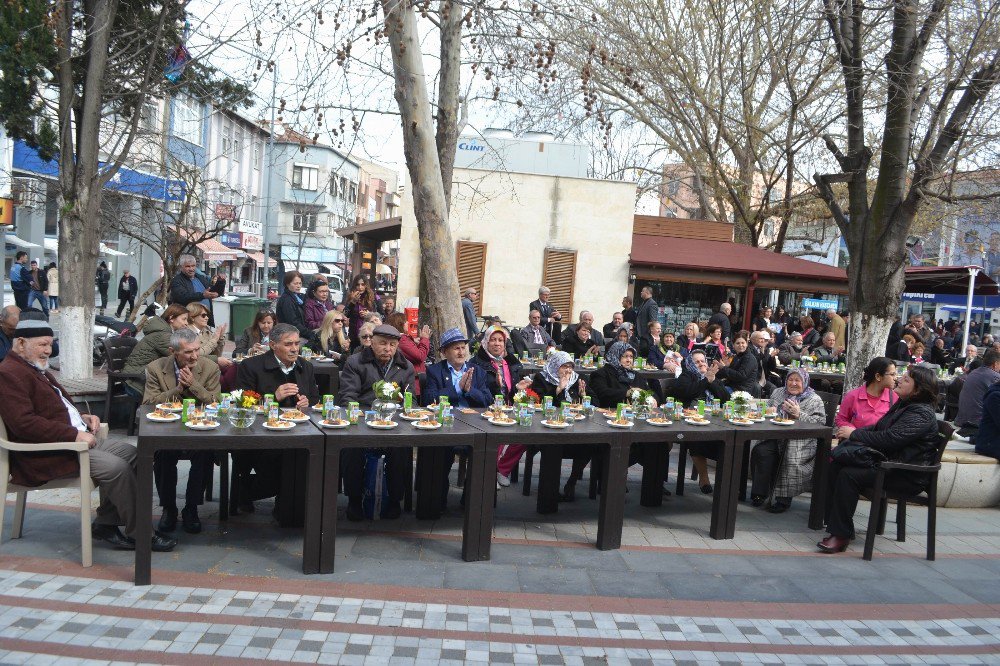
<box><xmin>229</xmin><ymin>389</ymin><xmax>261</xmax><ymax>409</ymax></box>
<box><xmin>626</xmin><ymin>387</ymin><xmax>656</xmax><ymax>407</ymax></box>
<box><xmin>373</xmin><ymin>380</ymin><xmax>402</xmax><ymax>402</ymax></box>
<box><xmin>514</xmin><ymin>388</ymin><xmax>541</xmax><ymax>406</ymax></box>
<box><xmin>730</xmin><ymin>391</ymin><xmax>754</xmax><ymax>408</ymax></box>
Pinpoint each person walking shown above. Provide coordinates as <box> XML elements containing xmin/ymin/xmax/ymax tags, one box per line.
<box><xmin>45</xmin><ymin>262</ymin><xmax>59</xmax><ymax>313</ymax></box>
<box><xmin>95</xmin><ymin>261</ymin><xmax>111</xmax><ymax>313</ymax></box>
<box><xmin>8</xmin><ymin>252</ymin><xmax>31</xmax><ymax>310</ymax></box>
<box><xmin>116</xmin><ymin>270</ymin><xmax>138</xmax><ymax>319</ymax></box>
<box><xmin>26</xmin><ymin>260</ymin><xmax>49</xmax><ymax>318</ymax></box>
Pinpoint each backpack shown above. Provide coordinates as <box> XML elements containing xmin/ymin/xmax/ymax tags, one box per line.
<box><xmin>361</xmin><ymin>451</ymin><xmax>390</xmax><ymax>519</ymax></box>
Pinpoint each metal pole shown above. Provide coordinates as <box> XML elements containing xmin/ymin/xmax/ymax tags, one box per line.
<box><xmin>962</xmin><ymin>266</ymin><xmax>978</xmax><ymax>352</ymax></box>
<box><xmin>260</xmin><ymin>62</ymin><xmax>279</xmax><ymax>298</ymax></box>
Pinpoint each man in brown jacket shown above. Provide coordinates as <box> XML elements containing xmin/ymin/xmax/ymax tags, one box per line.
<box><xmin>143</xmin><ymin>328</ymin><xmax>221</xmax><ymax>534</ymax></box>
<box><xmin>0</xmin><ymin>319</ymin><xmax>176</xmax><ymax>552</ymax></box>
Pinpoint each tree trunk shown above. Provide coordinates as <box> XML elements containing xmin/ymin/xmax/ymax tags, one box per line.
<box><xmin>58</xmin><ymin>198</ymin><xmax>102</xmax><ymax>380</ymax></box>
<box><xmin>383</xmin><ymin>0</ymin><xmax>463</xmax><ymax>338</ymax></box>
<box><xmin>844</xmin><ymin>313</ymin><xmax>893</xmax><ymax>393</ymax></box>
<box><xmin>435</xmin><ymin>0</ymin><xmax>463</xmax><ymax>208</ymax></box>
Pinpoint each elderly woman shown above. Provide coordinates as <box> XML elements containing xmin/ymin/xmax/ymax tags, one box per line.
<box><xmin>672</xmin><ymin>350</ymin><xmax>730</xmax><ymax>492</ymax></box>
<box><xmin>749</xmin><ymin>367</ymin><xmax>827</xmax><ymax>512</ymax></box>
<box><xmin>647</xmin><ymin>330</ymin><xmax>683</xmax><ymax>373</ymax></box>
<box><xmin>304</xmin><ymin>280</ymin><xmax>336</xmax><ymax>331</ymax></box>
<box><xmin>473</xmin><ymin>325</ymin><xmax>532</xmax><ymax>486</ymax></box>
<box><xmin>530</xmin><ymin>351</ymin><xmax>589</xmax><ymax>500</ymax></box>
<box><xmin>123</xmin><ymin>304</ymin><xmax>190</xmax><ymax>396</ymax></box>
<box><xmin>234</xmin><ymin>310</ymin><xmax>275</xmax><ymax>357</ymax></box>
<box><xmin>819</xmin><ymin>366</ymin><xmax>940</xmax><ymax>553</ymax></box>
<box><xmin>605</xmin><ymin>322</ymin><xmax>633</xmax><ymax>352</ymax></box>
<box><xmin>716</xmin><ymin>333</ymin><xmax>760</xmax><ymax>396</ymax></box>
<box><xmin>836</xmin><ymin>357</ymin><xmax>896</xmax><ymax>430</ymax></box>
<box><xmin>676</xmin><ymin>321</ymin><xmax>701</xmax><ymax>355</ymax></box>
<box><xmin>275</xmin><ymin>270</ymin><xmax>310</xmax><ymax>338</ymax></box>
<box><xmin>352</xmin><ymin>321</ymin><xmax>376</xmax><ymax>354</ymax></box>
<box><xmin>186</xmin><ymin>302</ymin><xmax>230</xmax><ymax>365</ymax></box>
<box><xmin>310</xmin><ymin>309</ymin><xmax>352</xmax><ymax>366</ymax></box>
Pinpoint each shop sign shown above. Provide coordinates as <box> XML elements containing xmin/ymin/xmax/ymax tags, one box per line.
<box><xmin>801</xmin><ymin>298</ymin><xmax>839</xmax><ymax>310</ymax></box>
<box><xmin>238</xmin><ymin>218</ymin><xmax>263</xmax><ymax>235</ymax></box>
<box><xmin>241</xmin><ymin>233</ymin><xmax>263</xmax><ymax>251</ymax></box>
<box><xmin>214</xmin><ymin>203</ymin><xmax>237</xmax><ymax>221</ymax></box>
<box><xmin>219</xmin><ymin>231</ymin><xmax>242</xmax><ymax>248</ymax></box>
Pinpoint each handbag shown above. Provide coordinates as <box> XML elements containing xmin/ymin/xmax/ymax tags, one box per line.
<box><xmin>831</xmin><ymin>442</ymin><xmax>887</xmax><ymax>468</ymax></box>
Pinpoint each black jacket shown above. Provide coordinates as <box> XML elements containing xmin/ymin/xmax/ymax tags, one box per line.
<box><xmin>671</xmin><ymin>370</ymin><xmax>729</xmax><ymax>407</ymax></box>
<box><xmin>708</xmin><ymin>311</ymin><xmax>732</xmax><ymax>343</ymax></box>
<box><xmin>337</xmin><ymin>346</ymin><xmax>415</xmax><ymax>409</ymax></box>
<box><xmin>716</xmin><ymin>350</ymin><xmax>760</xmax><ymax>396</ymax></box>
<box><xmin>529</xmin><ymin>299</ymin><xmax>559</xmax><ymax>337</ymax></box>
<box><xmin>561</xmin><ymin>330</ymin><xmax>601</xmax><ymax>359</ymax></box>
<box><xmin>308</xmin><ymin>330</ymin><xmax>351</xmax><ymax>367</ymax></box>
<box><xmin>529</xmin><ymin>372</ymin><xmax>583</xmax><ymax>408</ymax></box>
<box><xmin>235</xmin><ymin>350</ymin><xmax>319</xmax><ymax>409</ymax></box>
<box><xmin>117</xmin><ymin>275</ymin><xmax>138</xmax><ymax>300</ymax></box>
<box><xmin>849</xmin><ymin>401</ymin><xmax>939</xmax><ymax>483</ymax></box>
<box><xmin>275</xmin><ymin>291</ymin><xmax>310</xmax><ymax>338</ymax></box>
<box><xmin>169</xmin><ymin>272</ymin><xmax>209</xmax><ymax>307</ymax></box>
<box><xmin>470</xmin><ymin>346</ymin><xmax>524</xmax><ymax>401</ymax></box>
<box><xmin>749</xmin><ymin>344</ymin><xmax>779</xmax><ymax>382</ymax></box>
<box><xmin>588</xmin><ymin>364</ymin><xmax>635</xmax><ymax>409</ymax></box>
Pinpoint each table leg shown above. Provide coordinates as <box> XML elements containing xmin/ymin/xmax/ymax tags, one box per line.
<box><xmin>639</xmin><ymin>442</ymin><xmax>668</xmax><ymax>508</ymax></box>
<box><xmin>320</xmin><ymin>442</ymin><xmax>341</xmax><ymax>574</ymax></box>
<box><xmin>809</xmin><ymin>437</ymin><xmax>831</xmax><ymax>530</ymax></box>
<box><xmin>465</xmin><ymin>435</ymin><xmax>493</xmax><ymax>562</ymax></box>
<box><xmin>302</xmin><ymin>445</ymin><xmax>323</xmax><ymax>575</ymax></box>
<box><xmin>219</xmin><ymin>452</ymin><xmax>230</xmax><ymax>521</ymax></box>
<box><xmin>723</xmin><ymin>438</ymin><xmax>746</xmax><ymax>539</ymax></box>
<box><xmin>596</xmin><ymin>437</ymin><xmax>629</xmax><ymax>550</ymax></box>
<box><xmin>537</xmin><ymin>445</ymin><xmax>562</xmax><ymax>515</ymax></box>
<box><xmin>415</xmin><ymin>447</ymin><xmax>446</xmax><ymax>520</ymax></box>
<box><xmin>134</xmin><ymin>452</ymin><xmax>154</xmax><ymax>586</ymax></box>
<box><xmin>709</xmin><ymin>435</ymin><xmax>736</xmax><ymax>540</ymax></box>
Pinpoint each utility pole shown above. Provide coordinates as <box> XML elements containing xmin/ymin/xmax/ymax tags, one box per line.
<box><xmin>260</xmin><ymin>61</ymin><xmax>279</xmax><ymax>298</ymax></box>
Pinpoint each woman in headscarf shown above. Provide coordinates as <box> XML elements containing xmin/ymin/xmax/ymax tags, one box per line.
<box><xmin>749</xmin><ymin>366</ymin><xmax>827</xmax><ymax>512</ymax></box>
<box><xmin>473</xmin><ymin>325</ymin><xmax>532</xmax><ymax>486</ymax></box>
<box><xmin>647</xmin><ymin>330</ymin><xmax>683</xmax><ymax>373</ymax></box>
<box><xmin>530</xmin><ymin>351</ymin><xmax>590</xmax><ymax>501</ymax></box>
<box><xmin>590</xmin><ymin>341</ymin><xmax>640</xmax><ymax>409</ymax></box>
<box><xmin>671</xmin><ymin>349</ymin><xmax>730</xmax><ymax>493</ymax></box>
<box><xmin>605</xmin><ymin>322</ymin><xmax>634</xmax><ymax>352</ymax></box>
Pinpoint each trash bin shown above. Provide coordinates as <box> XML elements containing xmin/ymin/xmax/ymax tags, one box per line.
<box><xmin>229</xmin><ymin>297</ymin><xmax>270</xmax><ymax>341</ymax></box>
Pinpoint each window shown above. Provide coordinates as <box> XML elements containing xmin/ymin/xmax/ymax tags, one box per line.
<box><xmin>172</xmin><ymin>96</ymin><xmax>202</xmax><ymax>145</ymax></box>
<box><xmin>667</xmin><ymin>180</ymin><xmax>680</xmax><ymax>197</ymax></box>
<box><xmin>340</xmin><ymin>176</ymin><xmax>347</xmax><ymax>199</ymax></box>
<box><xmin>329</xmin><ymin>175</ymin><xmax>338</xmax><ymax>196</ymax></box>
<box><xmin>221</xmin><ymin>122</ymin><xmax>232</xmax><ymax>157</ymax></box>
<box><xmin>292</xmin><ymin>206</ymin><xmax>318</xmax><ymax>232</ymax></box>
<box><xmin>541</xmin><ymin>248</ymin><xmax>577</xmax><ymax>321</ymax></box>
<box><xmin>233</xmin><ymin>127</ymin><xmax>244</xmax><ymax>162</ymax></box>
<box><xmin>140</xmin><ymin>101</ymin><xmax>159</xmax><ymax>132</ymax></box>
<box><xmin>349</xmin><ymin>182</ymin><xmax>357</xmax><ymax>203</ymax></box>
<box><xmin>456</xmin><ymin>241</ymin><xmax>487</xmax><ymax>316</ymax></box>
<box><xmin>292</xmin><ymin>164</ymin><xmax>319</xmax><ymax>191</ymax></box>
<box><xmin>253</xmin><ymin>142</ymin><xmax>262</xmax><ymax>170</ymax></box>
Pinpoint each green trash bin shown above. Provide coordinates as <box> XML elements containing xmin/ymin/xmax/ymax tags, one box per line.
<box><xmin>229</xmin><ymin>297</ymin><xmax>270</xmax><ymax>341</ymax></box>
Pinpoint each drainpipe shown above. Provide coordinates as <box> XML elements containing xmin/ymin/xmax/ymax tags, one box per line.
<box><xmin>744</xmin><ymin>273</ymin><xmax>759</xmax><ymax>331</ymax></box>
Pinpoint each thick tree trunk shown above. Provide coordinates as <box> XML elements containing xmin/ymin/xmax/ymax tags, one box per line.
<box><xmin>844</xmin><ymin>313</ymin><xmax>893</xmax><ymax>394</ymax></box>
<box><xmin>383</xmin><ymin>0</ymin><xmax>463</xmax><ymax>338</ymax></box>
<box><xmin>58</xmin><ymin>198</ymin><xmax>102</xmax><ymax>380</ymax></box>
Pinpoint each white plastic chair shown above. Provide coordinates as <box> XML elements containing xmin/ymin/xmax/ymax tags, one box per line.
<box><xmin>0</xmin><ymin>418</ymin><xmax>106</xmax><ymax>567</ymax></box>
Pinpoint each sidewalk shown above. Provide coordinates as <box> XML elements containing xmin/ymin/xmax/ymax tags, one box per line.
<box><xmin>2</xmin><ymin>446</ymin><xmax>999</xmax><ymax>664</ymax></box>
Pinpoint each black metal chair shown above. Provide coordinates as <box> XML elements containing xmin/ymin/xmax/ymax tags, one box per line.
<box><xmin>102</xmin><ymin>337</ymin><xmax>143</xmax><ymax>436</ymax></box>
<box><xmin>862</xmin><ymin>420</ymin><xmax>954</xmax><ymax>561</ymax></box>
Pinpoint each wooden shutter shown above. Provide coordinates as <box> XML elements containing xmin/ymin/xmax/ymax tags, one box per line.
<box><xmin>541</xmin><ymin>248</ymin><xmax>576</xmax><ymax>319</ymax></box>
<box><xmin>456</xmin><ymin>240</ymin><xmax>487</xmax><ymax>315</ymax></box>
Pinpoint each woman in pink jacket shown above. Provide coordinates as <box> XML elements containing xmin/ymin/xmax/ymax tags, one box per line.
<box><xmin>835</xmin><ymin>357</ymin><xmax>897</xmax><ymax>429</ymax></box>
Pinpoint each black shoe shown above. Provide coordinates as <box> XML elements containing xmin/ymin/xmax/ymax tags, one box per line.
<box><xmin>768</xmin><ymin>498</ymin><xmax>791</xmax><ymax>514</ymax></box>
<box><xmin>662</xmin><ymin>484</ymin><xmax>672</xmax><ymax>496</ymax></box>
<box><xmin>559</xmin><ymin>481</ymin><xmax>577</xmax><ymax>502</ymax></box>
<box><xmin>700</xmin><ymin>483</ymin><xmax>713</xmax><ymax>495</ymax></box>
<box><xmin>380</xmin><ymin>501</ymin><xmax>401</xmax><ymax>519</ymax></box>
<box><xmin>751</xmin><ymin>495</ymin><xmax>766</xmax><ymax>507</ymax></box>
<box><xmin>181</xmin><ymin>506</ymin><xmax>202</xmax><ymax>534</ymax></box>
<box><xmin>93</xmin><ymin>524</ymin><xmax>135</xmax><ymax>550</ymax></box>
<box><xmin>346</xmin><ymin>499</ymin><xmax>364</xmax><ymax>522</ymax></box>
<box><xmin>152</xmin><ymin>531</ymin><xmax>178</xmax><ymax>552</ymax></box>
<box><xmin>157</xmin><ymin>507</ymin><xmax>178</xmax><ymax>533</ymax></box>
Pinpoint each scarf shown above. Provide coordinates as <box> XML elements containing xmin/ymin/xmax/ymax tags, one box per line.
<box><xmin>682</xmin><ymin>352</ymin><xmax>705</xmax><ymax>380</ymax></box>
<box><xmin>783</xmin><ymin>366</ymin><xmax>816</xmax><ymax>402</ymax></box>
<box><xmin>605</xmin><ymin>341</ymin><xmax>636</xmax><ymax>383</ymax></box>
<box><xmin>541</xmin><ymin>351</ymin><xmax>578</xmax><ymax>401</ymax></box>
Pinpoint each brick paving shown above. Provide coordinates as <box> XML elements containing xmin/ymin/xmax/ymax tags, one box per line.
<box><xmin>3</xmin><ymin>442</ymin><xmax>1000</xmax><ymax>664</ymax></box>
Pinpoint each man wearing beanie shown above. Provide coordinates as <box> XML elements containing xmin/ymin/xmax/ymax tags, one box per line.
<box><xmin>0</xmin><ymin>319</ymin><xmax>177</xmax><ymax>553</ymax></box>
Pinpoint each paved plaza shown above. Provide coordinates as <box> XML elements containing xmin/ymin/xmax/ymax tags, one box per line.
<box><xmin>2</xmin><ymin>444</ymin><xmax>1000</xmax><ymax>665</ymax></box>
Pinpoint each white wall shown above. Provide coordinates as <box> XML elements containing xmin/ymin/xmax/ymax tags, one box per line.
<box><xmin>397</xmin><ymin>168</ymin><xmax>636</xmax><ymax>326</ymax></box>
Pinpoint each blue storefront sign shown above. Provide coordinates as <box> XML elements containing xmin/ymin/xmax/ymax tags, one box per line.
<box><xmin>13</xmin><ymin>140</ymin><xmax>185</xmax><ymax>202</ymax></box>
<box><xmin>219</xmin><ymin>231</ymin><xmax>242</xmax><ymax>248</ymax></box>
<box><xmin>801</xmin><ymin>298</ymin><xmax>839</xmax><ymax>310</ymax></box>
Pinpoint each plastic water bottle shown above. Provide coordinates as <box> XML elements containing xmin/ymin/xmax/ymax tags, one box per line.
<box><xmin>442</xmin><ymin>404</ymin><xmax>454</xmax><ymax>427</ymax></box>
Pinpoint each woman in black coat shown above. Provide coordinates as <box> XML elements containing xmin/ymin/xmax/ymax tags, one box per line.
<box><xmin>275</xmin><ymin>271</ymin><xmax>310</xmax><ymax>338</ymax></box>
<box><xmin>589</xmin><ymin>341</ymin><xmax>640</xmax><ymax>409</ymax></box>
<box><xmin>819</xmin><ymin>365</ymin><xmax>940</xmax><ymax>553</ymax></box>
<box><xmin>530</xmin><ymin>351</ymin><xmax>590</xmax><ymax>501</ymax></box>
<box><xmin>715</xmin><ymin>334</ymin><xmax>760</xmax><ymax>397</ymax></box>
<box><xmin>671</xmin><ymin>349</ymin><xmax>730</xmax><ymax>493</ymax></box>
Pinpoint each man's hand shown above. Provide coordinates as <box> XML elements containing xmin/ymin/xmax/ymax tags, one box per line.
<box><xmin>459</xmin><ymin>368</ymin><xmax>474</xmax><ymax>392</ymax></box>
<box><xmin>705</xmin><ymin>363</ymin><xmax>719</xmax><ymax>381</ymax></box>
<box><xmin>217</xmin><ymin>357</ymin><xmax>233</xmax><ymax>369</ymax></box>
<box><xmin>82</xmin><ymin>414</ymin><xmax>100</xmax><ymax>433</ymax></box>
<box><xmin>552</xmin><ymin>311</ymin><xmax>562</xmax><ymax>321</ymax></box>
<box><xmin>515</xmin><ymin>378</ymin><xmax>531</xmax><ymax>391</ymax></box>
<box><xmin>275</xmin><ymin>382</ymin><xmax>299</xmax><ymax>401</ymax></box>
<box><xmin>296</xmin><ymin>393</ymin><xmax>310</xmax><ymax>410</ymax></box>
<box><xmin>203</xmin><ymin>290</ymin><xmax>218</xmax><ymax>299</ymax></box>
<box><xmin>178</xmin><ymin>366</ymin><xmax>194</xmax><ymax>388</ymax></box>
<box><xmin>587</xmin><ymin>344</ymin><xmax>600</xmax><ymax>356</ymax></box>
<box><xmin>75</xmin><ymin>431</ymin><xmax>97</xmax><ymax>448</ymax></box>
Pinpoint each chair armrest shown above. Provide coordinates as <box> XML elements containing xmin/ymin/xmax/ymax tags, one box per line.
<box><xmin>1</xmin><ymin>439</ymin><xmax>90</xmax><ymax>453</ymax></box>
<box><xmin>880</xmin><ymin>461</ymin><xmax>941</xmax><ymax>473</ymax></box>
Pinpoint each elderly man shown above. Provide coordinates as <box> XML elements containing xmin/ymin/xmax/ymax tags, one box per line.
<box><xmin>708</xmin><ymin>302</ymin><xmax>733</xmax><ymax>345</ymax></box>
<box><xmin>0</xmin><ymin>319</ymin><xmax>176</xmax><ymax>552</ymax></box>
<box><xmin>561</xmin><ymin>310</ymin><xmax>606</xmax><ymax>351</ymax></box>
<box><xmin>142</xmin><ymin>328</ymin><xmax>221</xmax><ymax>534</ymax></box>
<box><xmin>955</xmin><ymin>349</ymin><xmax>1000</xmax><ymax>439</ymax></box>
<box><xmin>169</xmin><ymin>254</ymin><xmax>221</xmax><ymax>324</ymax></box>
<box><xmin>338</xmin><ymin>324</ymin><xmax>415</xmax><ymax>521</ymax></box>
<box><xmin>461</xmin><ymin>287</ymin><xmax>478</xmax><ymax>338</ymax></box>
<box><xmin>826</xmin><ymin>308</ymin><xmax>847</xmax><ymax>348</ymax></box>
<box><xmin>749</xmin><ymin>330</ymin><xmax>780</xmax><ymax>395</ymax></box>
<box><xmin>529</xmin><ymin>286</ymin><xmax>562</xmax><ymax>337</ymax></box>
<box><xmin>813</xmin><ymin>331</ymin><xmax>846</xmax><ymax>365</ymax></box>
<box><xmin>0</xmin><ymin>305</ymin><xmax>19</xmax><ymax>361</ymax></box>
<box><xmin>778</xmin><ymin>331</ymin><xmax>809</xmax><ymax>365</ymax></box>
<box><xmin>953</xmin><ymin>344</ymin><xmax>982</xmax><ymax>374</ymax></box>
<box><xmin>520</xmin><ymin>309</ymin><xmax>555</xmax><ymax>353</ymax></box>
<box><xmin>234</xmin><ymin>323</ymin><xmax>319</xmax><ymax>514</ymax></box>
<box><xmin>603</xmin><ymin>312</ymin><xmax>624</xmax><ymax>340</ymax></box>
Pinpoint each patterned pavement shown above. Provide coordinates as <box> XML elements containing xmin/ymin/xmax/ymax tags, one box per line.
<box><xmin>3</xmin><ymin>449</ymin><xmax>1000</xmax><ymax>664</ymax></box>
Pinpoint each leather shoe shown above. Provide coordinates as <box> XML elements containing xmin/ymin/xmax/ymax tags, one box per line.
<box><xmin>157</xmin><ymin>507</ymin><xmax>177</xmax><ymax>533</ymax></box>
<box><xmin>817</xmin><ymin>534</ymin><xmax>850</xmax><ymax>553</ymax></box>
<box><xmin>560</xmin><ymin>481</ymin><xmax>577</xmax><ymax>502</ymax></box>
<box><xmin>700</xmin><ymin>483</ymin><xmax>713</xmax><ymax>495</ymax></box>
<box><xmin>751</xmin><ymin>495</ymin><xmax>766</xmax><ymax>507</ymax></box>
<box><xmin>181</xmin><ymin>507</ymin><xmax>202</xmax><ymax>534</ymax></box>
<box><xmin>380</xmin><ymin>501</ymin><xmax>401</xmax><ymax>520</ymax></box>
<box><xmin>152</xmin><ymin>532</ymin><xmax>178</xmax><ymax>552</ymax></box>
<box><xmin>92</xmin><ymin>523</ymin><xmax>134</xmax><ymax>549</ymax></box>
<box><xmin>346</xmin><ymin>498</ymin><xmax>364</xmax><ymax>522</ymax></box>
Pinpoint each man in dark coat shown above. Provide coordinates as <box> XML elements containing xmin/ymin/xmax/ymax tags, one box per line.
<box><xmin>708</xmin><ymin>302</ymin><xmax>733</xmax><ymax>346</ymax></box>
<box><xmin>337</xmin><ymin>324</ymin><xmax>415</xmax><ymax>521</ymax></box>
<box><xmin>0</xmin><ymin>319</ymin><xmax>176</xmax><ymax>552</ymax></box>
<box><xmin>635</xmin><ymin>286</ymin><xmax>659</xmax><ymax>338</ymax></box>
<box><xmin>529</xmin><ymin>286</ymin><xmax>562</xmax><ymax>338</ymax></box>
<box><xmin>169</xmin><ymin>254</ymin><xmax>221</xmax><ymax>325</ymax></box>
<box><xmin>116</xmin><ymin>270</ymin><xmax>139</xmax><ymax>318</ymax></box>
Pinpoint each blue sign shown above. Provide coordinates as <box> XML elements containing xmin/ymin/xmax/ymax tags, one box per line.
<box><xmin>13</xmin><ymin>140</ymin><xmax>186</xmax><ymax>202</ymax></box>
<box><xmin>801</xmin><ymin>298</ymin><xmax>839</xmax><ymax>310</ymax></box>
<box><xmin>219</xmin><ymin>231</ymin><xmax>242</xmax><ymax>248</ymax></box>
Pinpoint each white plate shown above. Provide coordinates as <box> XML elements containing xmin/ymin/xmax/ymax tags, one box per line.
<box><xmin>770</xmin><ymin>418</ymin><xmax>796</xmax><ymax>426</ymax></box>
<box><xmin>319</xmin><ymin>420</ymin><xmax>351</xmax><ymax>429</ymax></box>
<box><xmin>606</xmin><ymin>419</ymin><xmax>634</xmax><ymax>428</ymax></box>
<box><xmin>278</xmin><ymin>413</ymin><xmax>311</xmax><ymax>423</ymax></box>
<box><xmin>262</xmin><ymin>422</ymin><xmax>296</xmax><ymax>431</ymax></box>
<box><xmin>399</xmin><ymin>411</ymin><xmax>433</xmax><ymax>421</ymax></box>
<box><xmin>645</xmin><ymin>418</ymin><xmax>673</xmax><ymax>427</ymax></box>
<box><xmin>540</xmin><ymin>420</ymin><xmax>570</xmax><ymax>429</ymax></box>
<box><xmin>146</xmin><ymin>413</ymin><xmax>180</xmax><ymax>422</ymax></box>
<box><xmin>313</xmin><ymin>357</ymin><xmax>335</xmax><ymax>363</ymax></box>
<box><xmin>487</xmin><ymin>417</ymin><xmax>518</xmax><ymax>427</ymax></box>
<box><xmin>366</xmin><ymin>421</ymin><xmax>399</xmax><ymax>430</ymax></box>
<box><xmin>412</xmin><ymin>421</ymin><xmax>442</xmax><ymax>430</ymax></box>
<box><xmin>728</xmin><ymin>419</ymin><xmax>755</xmax><ymax>426</ymax></box>
<box><xmin>684</xmin><ymin>418</ymin><xmax>711</xmax><ymax>426</ymax></box>
<box><xmin>185</xmin><ymin>421</ymin><xmax>220</xmax><ymax>430</ymax></box>
<box><xmin>155</xmin><ymin>403</ymin><xmax>183</xmax><ymax>413</ymax></box>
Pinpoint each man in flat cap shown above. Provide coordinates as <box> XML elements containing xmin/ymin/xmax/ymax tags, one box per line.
<box><xmin>0</xmin><ymin>319</ymin><xmax>177</xmax><ymax>552</ymax></box>
<box><xmin>337</xmin><ymin>324</ymin><xmax>415</xmax><ymax>521</ymax></box>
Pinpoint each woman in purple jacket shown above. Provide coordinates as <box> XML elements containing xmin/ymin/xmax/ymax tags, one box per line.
<box><xmin>304</xmin><ymin>280</ymin><xmax>335</xmax><ymax>331</ymax></box>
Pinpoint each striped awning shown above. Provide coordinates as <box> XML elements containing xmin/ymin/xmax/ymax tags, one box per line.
<box><xmin>197</xmin><ymin>237</ymin><xmax>239</xmax><ymax>261</ymax></box>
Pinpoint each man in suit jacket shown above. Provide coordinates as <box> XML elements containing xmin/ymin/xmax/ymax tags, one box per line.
<box><xmin>952</xmin><ymin>344</ymin><xmax>983</xmax><ymax>374</ymax></box>
<box><xmin>529</xmin><ymin>286</ymin><xmax>562</xmax><ymax>338</ymax></box>
<box><xmin>521</xmin><ymin>309</ymin><xmax>556</xmax><ymax>352</ymax></box>
<box><xmin>142</xmin><ymin>328</ymin><xmax>221</xmax><ymax>534</ymax></box>
<box><xmin>0</xmin><ymin>319</ymin><xmax>176</xmax><ymax>552</ymax></box>
<box><xmin>233</xmin><ymin>323</ymin><xmax>319</xmax><ymax>515</ymax></box>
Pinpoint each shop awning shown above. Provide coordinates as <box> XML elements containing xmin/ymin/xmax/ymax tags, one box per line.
<box><xmin>43</xmin><ymin>237</ymin><xmax>129</xmax><ymax>256</ymax></box>
<box><xmin>904</xmin><ymin>265</ymin><xmax>1000</xmax><ymax>296</ymax></box>
<box><xmin>197</xmin><ymin>237</ymin><xmax>239</xmax><ymax>261</ymax></box>
<box><xmin>335</xmin><ymin>216</ymin><xmax>402</xmax><ymax>243</ymax></box>
<box><xmin>4</xmin><ymin>234</ymin><xmax>40</xmax><ymax>249</ymax></box>
<box><xmin>246</xmin><ymin>251</ymin><xmax>277</xmax><ymax>267</ymax></box>
<box><xmin>629</xmin><ymin>234</ymin><xmax>849</xmax><ymax>294</ymax></box>
<box><xmin>284</xmin><ymin>261</ymin><xmax>319</xmax><ymax>275</ymax></box>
